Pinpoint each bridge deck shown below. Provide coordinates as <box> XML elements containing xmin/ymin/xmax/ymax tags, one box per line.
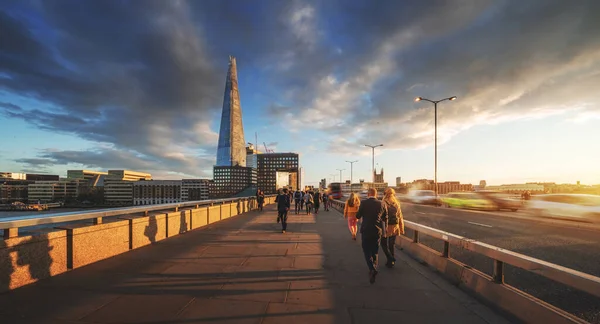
<box><xmin>0</xmin><ymin>205</ymin><xmax>511</xmax><ymax>324</ymax></box>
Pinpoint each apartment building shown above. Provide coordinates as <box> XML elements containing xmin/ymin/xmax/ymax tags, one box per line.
<box><xmin>181</xmin><ymin>179</ymin><xmax>212</xmax><ymax>201</ymax></box>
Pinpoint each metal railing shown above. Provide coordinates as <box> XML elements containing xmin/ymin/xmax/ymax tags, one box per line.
<box><xmin>329</xmin><ymin>199</ymin><xmax>600</xmax><ymax>299</ymax></box>
<box><xmin>1</xmin><ymin>195</ymin><xmax>274</xmax><ymax>239</ymax></box>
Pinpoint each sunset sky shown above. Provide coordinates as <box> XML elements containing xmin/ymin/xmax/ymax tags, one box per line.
<box><xmin>1</xmin><ymin>0</ymin><xmax>599</xmax><ymax>186</ymax></box>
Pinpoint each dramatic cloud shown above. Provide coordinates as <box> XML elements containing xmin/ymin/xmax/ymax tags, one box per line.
<box><xmin>1</xmin><ymin>0</ymin><xmax>599</xmax><ymax>178</ymax></box>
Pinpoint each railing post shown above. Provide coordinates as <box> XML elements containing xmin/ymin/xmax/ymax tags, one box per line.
<box><xmin>413</xmin><ymin>230</ymin><xmax>419</xmax><ymax>243</ymax></box>
<box><xmin>493</xmin><ymin>260</ymin><xmax>504</xmax><ymax>283</ymax></box>
<box><xmin>443</xmin><ymin>241</ymin><xmax>450</xmax><ymax>258</ymax></box>
<box><xmin>174</xmin><ymin>206</ymin><xmax>179</xmax><ymax>212</ymax></box>
<box><xmin>3</xmin><ymin>228</ymin><xmax>18</xmax><ymax>239</ymax></box>
<box><xmin>93</xmin><ymin>217</ymin><xmax>102</xmax><ymax>225</ymax></box>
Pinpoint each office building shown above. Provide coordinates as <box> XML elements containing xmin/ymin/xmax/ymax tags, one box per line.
<box><xmin>67</xmin><ymin>170</ymin><xmax>108</xmax><ymax>187</ymax></box>
<box><xmin>0</xmin><ymin>172</ymin><xmax>27</xmax><ymax>180</ymax></box>
<box><xmin>27</xmin><ymin>174</ymin><xmax>60</xmax><ymax>181</ymax></box>
<box><xmin>0</xmin><ymin>180</ymin><xmax>31</xmax><ymax>203</ymax></box>
<box><xmin>409</xmin><ymin>179</ymin><xmax>473</xmax><ymax>194</ymax></box>
<box><xmin>255</xmin><ymin>153</ymin><xmax>299</xmax><ymax>194</ymax></box>
<box><xmin>181</xmin><ymin>179</ymin><xmax>212</xmax><ymax>201</ymax></box>
<box><xmin>319</xmin><ymin>179</ymin><xmax>327</xmax><ymax>190</ymax></box>
<box><xmin>104</xmin><ymin>170</ymin><xmax>152</xmax><ymax>205</ymax></box>
<box><xmin>396</xmin><ymin>177</ymin><xmax>402</xmax><ymax>187</ymax></box>
<box><xmin>211</xmin><ymin>56</ymin><xmax>256</xmax><ymax>198</ymax></box>
<box><xmin>133</xmin><ymin>180</ymin><xmax>181</xmax><ymax>206</ymax></box>
<box><xmin>28</xmin><ymin>179</ymin><xmax>88</xmax><ymax>203</ymax></box>
<box><xmin>212</xmin><ymin>166</ymin><xmax>257</xmax><ymax>198</ymax></box>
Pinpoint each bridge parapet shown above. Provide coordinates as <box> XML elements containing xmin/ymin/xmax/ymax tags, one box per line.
<box><xmin>0</xmin><ymin>195</ymin><xmax>275</xmax><ymax>293</ymax></box>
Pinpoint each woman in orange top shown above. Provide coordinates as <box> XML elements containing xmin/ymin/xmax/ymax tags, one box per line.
<box><xmin>344</xmin><ymin>192</ymin><xmax>361</xmax><ymax>240</ymax></box>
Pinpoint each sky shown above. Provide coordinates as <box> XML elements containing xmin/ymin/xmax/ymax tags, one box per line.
<box><xmin>1</xmin><ymin>0</ymin><xmax>599</xmax><ymax>186</ymax></box>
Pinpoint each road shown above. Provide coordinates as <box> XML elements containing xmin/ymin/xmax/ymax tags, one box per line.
<box><xmin>400</xmin><ymin>202</ymin><xmax>600</xmax><ymax>323</ymax></box>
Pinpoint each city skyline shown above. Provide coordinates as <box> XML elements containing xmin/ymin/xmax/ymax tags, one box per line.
<box><xmin>1</xmin><ymin>1</ymin><xmax>599</xmax><ymax>186</ymax></box>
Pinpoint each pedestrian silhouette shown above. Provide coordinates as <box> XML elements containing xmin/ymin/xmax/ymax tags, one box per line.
<box><xmin>0</xmin><ymin>240</ymin><xmax>14</xmax><ymax>293</ymax></box>
<box><xmin>144</xmin><ymin>215</ymin><xmax>158</xmax><ymax>243</ymax></box>
<box><xmin>16</xmin><ymin>234</ymin><xmax>53</xmax><ymax>284</ymax></box>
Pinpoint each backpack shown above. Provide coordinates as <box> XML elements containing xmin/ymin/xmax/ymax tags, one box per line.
<box><xmin>294</xmin><ymin>191</ymin><xmax>302</xmax><ymax>199</ymax></box>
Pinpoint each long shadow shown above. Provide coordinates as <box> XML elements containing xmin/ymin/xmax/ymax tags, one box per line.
<box><xmin>0</xmin><ymin>239</ymin><xmax>14</xmax><ymax>293</ymax></box>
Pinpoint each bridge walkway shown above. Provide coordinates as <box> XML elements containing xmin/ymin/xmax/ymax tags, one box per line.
<box><xmin>0</xmin><ymin>204</ymin><xmax>512</xmax><ymax>323</ymax></box>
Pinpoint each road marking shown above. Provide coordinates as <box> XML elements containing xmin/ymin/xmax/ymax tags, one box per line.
<box><xmin>468</xmin><ymin>221</ymin><xmax>493</xmax><ymax>228</ymax></box>
<box><xmin>415</xmin><ymin>212</ymin><xmax>426</xmax><ymax>215</ymax></box>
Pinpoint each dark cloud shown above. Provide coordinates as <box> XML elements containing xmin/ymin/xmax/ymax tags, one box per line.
<box><xmin>1</xmin><ymin>0</ymin><xmax>599</xmax><ymax>175</ymax></box>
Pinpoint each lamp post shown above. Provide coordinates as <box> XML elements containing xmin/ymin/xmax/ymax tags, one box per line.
<box><xmin>346</xmin><ymin>160</ymin><xmax>358</xmax><ymax>192</ymax></box>
<box><xmin>364</xmin><ymin>144</ymin><xmax>383</xmax><ymax>183</ymax></box>
<box><xmin>330</xmin><ymin>174</ymin><xmax>337</xmax><ymax>183</ymax></box>
<box><xmin>414</xmin><ymin>96</ymin><xmax>457</xmax><ymax>199</ymax></box>
<box><xmin>336</xmin><ymin>168</ymin><xmax>345</xmax><ymax>184</ymax></box>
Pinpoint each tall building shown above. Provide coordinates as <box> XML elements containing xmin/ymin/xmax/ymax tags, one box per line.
<box><xmin>133</xmin><ymin>180</ymin><xmax>181</xmax><ymax>206</ymax></box>
<box><xmin>211</xmin><ymin>56</ymin><xmax>256</xmax><ymax>198</ymax></box>
<box><xmin>104</xmin><ymin>170</ymin><xmax>152</xmax><ymax>205</ymax></box>
<box><xmin>216</xmin><ymin>56</ymin><xmax>246</xmax><ymax>167</ymax></box>
<box><xmin>181</xmin><ymin>179</ymin><xmax>212</xmax><ymax>201</ymax></box>
<box><xmin>396</xmin><ymin>177</ymin><xmax>402</xmax><ymax>187</ymax></box>
<box><xmin>319</xmin><ymin>179</ymin><xmax>327</xmax><ymax>190</ymax></box>
<box><xmin>255</xmin><ymin>153</ymin><xmax>299</xmax><ymax>194</ymax></box>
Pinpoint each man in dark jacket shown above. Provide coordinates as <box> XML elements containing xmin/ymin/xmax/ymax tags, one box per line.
<box><xmin>355</xmin><ymin>188</ymin><xmax>388</xmax><ymax>284</ymax></box>
<box><xmin>275</xmin><ymin>188</ymin><xmax>291</xmax><ymax>233</ymax></box>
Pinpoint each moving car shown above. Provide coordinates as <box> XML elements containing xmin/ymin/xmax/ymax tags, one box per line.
<box><xmin>441</xmin><ymin>192</ymin><xmax>496</xmax><ymax>211</ymax></box>
<box><xmin>407</xmin><ymin>190</ymin><xmax>442</xmax><ymax>206</ymax></box>
<box><xmin>528</xmin><ymin>194</ymin><xmax>600</xmax><ymax>222</ymax></box>
<box><xmin>477</xmin><ymin>191</ymin><xmax>521</xmax><ymax>211</ymax></box>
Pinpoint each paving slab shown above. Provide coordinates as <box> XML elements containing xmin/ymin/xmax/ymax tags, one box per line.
<box><xmin>0</xmin><ymin>204</ymin><xmax>513</xmax><ymax>323</ymax></box>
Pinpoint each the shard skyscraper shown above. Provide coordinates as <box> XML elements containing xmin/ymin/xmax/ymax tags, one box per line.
<box><xmin>211</xmin><ymin>56</ymin><xmax>256</xmax><ymax>198</ymax></box>
<box><xmin>216</xmin><ymin>56</ymin><xmax>246</xmax><ymax>167</ymax></box>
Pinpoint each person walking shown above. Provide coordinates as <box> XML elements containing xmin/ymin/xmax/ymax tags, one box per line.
<box><xmin>257</xmin><ymin>190</ymin><xmax>265</xmax><ymax>211</ymax></box>
<box><xmin>322</xmin><ymin>191</ymin><xmax>329</xmax><ymax>211</ymax></box>
<box><xmin>355</xmin><ymin>188</ymin><xmax>388</xmax><ymax>284</ymax></box>
<box><xmin>314</xmin><ymin>190</ymin><xmax>322</xmax><ymax>214</ymax></box>
<box><xmin>304</xmin><ymin>190</ymin><xmax>314</xmax><ymax>215</ymax></box>
<box><xmin>299</xmin><ymin>190</ymin><xmax>305</xmax><ymax>211</ymax></box>
<box><xmin>294</xmin><ymin>189</ymin><xmax>302</xmax><ymax>214</ymax></box>
<box><xmin>344</xmin><ymin>192</ymin><xmax>360</xmax><ymax>240</ymax></box>
<box><xmin>276</xmin><ymin>188</ymin><xmax>291</xmax><ymax>233</ymax></box>
<box><xmin>381</xmin><ymin>188</ymin><xmax>405</xmax><ymax>268</ymax></box>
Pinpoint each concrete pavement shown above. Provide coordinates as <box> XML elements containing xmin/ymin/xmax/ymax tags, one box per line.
<box><xmin>0</xmin><ymin>204</ymin><xmax>512</xmax><ymax>324</ymax></box>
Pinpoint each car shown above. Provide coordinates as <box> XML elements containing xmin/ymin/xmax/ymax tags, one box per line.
<box><xmin>441</xmin><ymin>192</ymin><xmax>496</xmax><ymax>211</ymax></box>
<box><xmin>407</xmin><ymin>190</ymin><xmax>442</xmax><ymax>206</ymax></box>
<box><xmin>528</xmin><ymin>194</ymin><xmax>600</xmax><ymax>222</ymax></box>
<box><xmin>477</xmin><ymin>191</ymin><xmax>521</xmax><ymax>211</ymax></box>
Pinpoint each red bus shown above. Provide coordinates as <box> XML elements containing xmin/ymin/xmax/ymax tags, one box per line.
<box><xmin>328</xmin><ymin>182</ymin><xmax>343</xmax><ymax>200</ymax></box>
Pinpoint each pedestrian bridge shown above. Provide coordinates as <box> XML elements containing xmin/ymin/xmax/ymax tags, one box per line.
<box><xmin>0</xmin><ymin>197</ymin><xmax>598</xmax><ymax>323</ymax></box>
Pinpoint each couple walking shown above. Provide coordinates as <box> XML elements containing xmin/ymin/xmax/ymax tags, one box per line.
<box><xmin>344</xmin><ymin>188</ymin><xmax>405</xmax><ymax>284</ymax></box>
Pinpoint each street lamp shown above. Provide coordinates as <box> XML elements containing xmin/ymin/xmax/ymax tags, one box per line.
<box><xmin>414</xmin><ymin>96</ymin><xmax>457</xmax><ymax>199</ymax></box>
<box><xmin>336</xmin><ymin>168</ymin><xmax>346</xmax><ymax>184</ymax></box>
<box><xmin>346</xmin><ymin>160</ymin><xmax>358</xmax><ymax>192</ymax></box>
<box><xmin>364</xmin><ymin>144</ymin><xmax>383</xmax><ymax>183</ymax></box>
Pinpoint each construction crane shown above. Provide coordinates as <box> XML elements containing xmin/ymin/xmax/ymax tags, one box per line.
<box><xmin>263</xmin><ymin>142</ymin><xmax>274</xmax><ymax>153</ymax></box>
